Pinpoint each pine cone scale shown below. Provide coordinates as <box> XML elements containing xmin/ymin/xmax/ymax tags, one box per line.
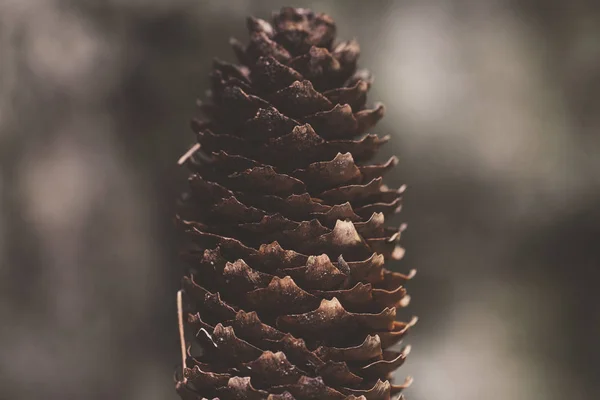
<box><xmin>177</xmin><ymin>7</ymin><xmax>415</xmax><ymax>400</ymax></box>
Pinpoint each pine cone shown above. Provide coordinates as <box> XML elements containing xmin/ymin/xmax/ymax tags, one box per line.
<box><xmin>176</xmin><ymin>7</ymin><xmax>417</xmax><ymax>400</ymax></box>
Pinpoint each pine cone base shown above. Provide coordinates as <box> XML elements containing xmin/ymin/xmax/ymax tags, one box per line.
<box><xmin>176</xmin><ymin>7</ymin><xmax>416</xmax><ymax>400</ymax></box>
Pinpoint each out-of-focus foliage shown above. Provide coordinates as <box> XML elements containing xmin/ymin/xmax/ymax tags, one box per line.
<box><xmin>1</xmin><ymin>1</ymin><xmax>598</xmax><ymax>399</ymax></box>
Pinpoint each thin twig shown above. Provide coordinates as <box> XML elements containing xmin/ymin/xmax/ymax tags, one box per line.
<box><xmin>177</xmin><ymin>290</ymin><xmax>187</xmax><ymax>383</ymax></box>
<box><xmin>177</xmin><ymin>143</ymin><xmax>201</xmax><ymax>166</ymax></box>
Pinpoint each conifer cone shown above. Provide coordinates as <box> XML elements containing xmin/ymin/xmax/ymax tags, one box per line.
<box><xmin>176</xmin><ymin>7</ymin><xmax>417</xmax><ymax>400</ymax></box>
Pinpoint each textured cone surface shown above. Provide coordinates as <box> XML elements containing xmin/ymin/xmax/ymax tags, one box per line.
<box><xmin>177</xmin><ymin>7</ymin><xmax>415</xmax><ymax>400</ymax></box>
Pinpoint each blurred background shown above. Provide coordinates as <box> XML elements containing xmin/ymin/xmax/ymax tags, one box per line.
<box><xmin>1</xmin><ymin>0</ymin><xmax>599</xmax><ymax>399</ymax></box>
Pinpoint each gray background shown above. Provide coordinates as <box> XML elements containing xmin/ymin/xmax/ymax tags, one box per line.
<box><xmin>1</xmin><ymin>0</ymin><xmax>599</xmax><ymax>399</ymax></box>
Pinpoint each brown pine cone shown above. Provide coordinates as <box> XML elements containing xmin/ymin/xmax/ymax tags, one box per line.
<box><xmin>176</xmin><ymin>7</ymin><xmax>417</xmax><ymax>400</ymax></box>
